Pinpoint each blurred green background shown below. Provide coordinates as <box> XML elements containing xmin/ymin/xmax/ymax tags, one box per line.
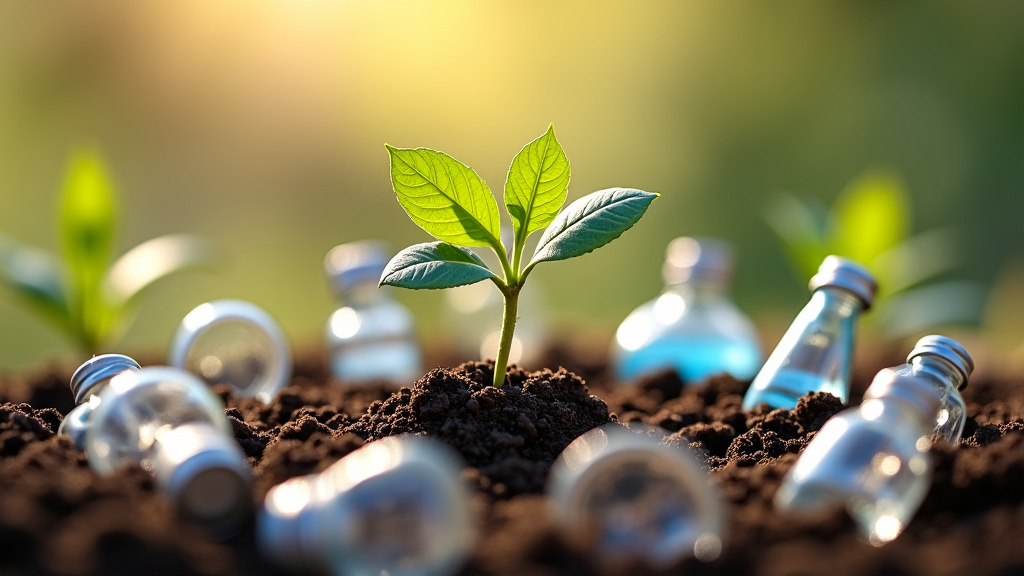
<box><xmin>2</xmin><ymin>1</ymin><xmax>1024</xmax><ymax>372</ymax></box>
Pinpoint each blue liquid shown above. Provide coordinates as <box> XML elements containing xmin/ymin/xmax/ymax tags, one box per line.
<box><xmin>616</xmin><ymin>336</ymin><xmax>762</xmax><ymax>384</ymax></box>
<box><xmin>742</xmin><ymin>368</ymin><xmax>847</xmax><ymax>410</ymax></box>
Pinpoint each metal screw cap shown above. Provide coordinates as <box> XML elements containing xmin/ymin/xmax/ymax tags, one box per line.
<box><xmin>808</xmin><ymin>256</ymin><xmax>877</xmax><ymax>309</ymax></box>
<box><xmin>69</xmin><ymin>354</ymin><xmax>141</xmax><ymax>405</ymax></box>
<box><xmin>908</xmin><ymin>335</ymin><xmax>974</xmax><ymax>388</ymax></box>
<box><xmin>863</xmin><ymin>368</ymin><xmax>942</xmax><ymax>421</ymax></box>
<box><xmin>662</xmin><ymin>237</ymin><xmax>733</xmax><ymax>285</ymax></box>
<box><xmin>324</xmin><ymin>241</ymin><xmax>390</xmax><ymax>296</ymax></box>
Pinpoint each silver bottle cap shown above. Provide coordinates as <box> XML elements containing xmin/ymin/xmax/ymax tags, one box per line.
<box><xmin>153</xmin><ymin>422</ymin><xmax>252</xmax><ymax>540</ymax></box>
<box><xmin>662</xmin><ymin>237</ymin><xmax>732</xmax><ymax>285</ymax></box>
<box><xmin>808</xmin><ymin>256</ymin><xmax>877</xmax><ymax>309</ymax></box>
<box><xmin>69</xmin><ymin>354</ymin><xmax>141</xmax><ymax>404</ymax></box>
<box><xmin>908</xmin><ymin>335</ymin><xmax>974</xmax><ymax>388</ymax></box>
<box><xmin>863</xmin><ymin>368</ymin><xmax>942</xmax><ymax>420</ymax></box>
<box><xmin>325</xmin><ymin>241</ymin><xmax>390</xmax><ymax>296</ymax></box>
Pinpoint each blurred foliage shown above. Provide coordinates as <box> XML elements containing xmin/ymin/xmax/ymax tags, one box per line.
<box><xmin>766</xmin><ymin>170</ymin><xmax>985</xmax><ymax>339</ymax></box>
<box><xmin>0</xmin><ymin>147</ymin><xmax>212</xmax><ymax>354</ymax></box>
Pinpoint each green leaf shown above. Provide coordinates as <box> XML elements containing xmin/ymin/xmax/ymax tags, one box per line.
<box><xmin>504</xmin><ymin>125</ymin><xmax>570</xmax><ymax>245</ymax></box>
<box><xmin>0</xmin><ymin>234</ymin><xmax>70</xmax><ymax>324</ymax></box>
<box><xmin>829</xmin><ymin>170</ymin><xmax>910</xmax><ymax>265</ymax></box>
<box><xmin>103</xmin><ymin>234</ymin><xmax>214</xmax><ymax>308</ymax></box>
<box><xmin>528</xmin><ymin>188</ymin><xmax>658</xmax><ymax>267</ymax></box>
<box><xmin>386</xmin><ymin>146</ymin><xmax>502</xmax><ymax>250</ymax></box>
<box><xmin>380</xmin><ymin>241</ymin><xmax>497</xmax><ymax>289</ymax></box>
<box><xmin>59</xmin><ymin>146</ymin><xmax>118</xmax><ymax>339</ymax></box>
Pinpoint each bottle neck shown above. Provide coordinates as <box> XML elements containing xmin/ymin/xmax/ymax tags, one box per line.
<box><xmin>813</xmin><ymin>287</ymin><xmax>864</xmax><ymax>317</ymax></box>
<box><xmin>910</xmin><ymin>355</ymin><xmax>965</xmax><ymax>391</ymax></box>
<box><xmin>337</xmin><ymin>282</ymin><xmax>388</xmax><ymax>308</ymax></box>
<box><xmin>664</xmin><ymin>277</ymin><xmax>728</xmax><ymax>303</ymax></box>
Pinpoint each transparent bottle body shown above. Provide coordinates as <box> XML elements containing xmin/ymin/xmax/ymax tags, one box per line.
<box><xmin>612</xmin><ymin>283</ymin><xmax>762</xmax><ymax>384</ymax></box>
<box><xmin>183</xmin><ymin>318</ymin><xmax>277</xmax><ymax>396</ymax></box>
<box><xmin>893</xmin><ymin>356</ymin><xmax>967</xmax><ymax>444</ymax></box>
<box><xmin>548</xmin><ymin>424</ymin><xmax>725</xmax><ymax>567</ymax></box>
<box><xmin>775</xmin><ymin>399</ymin><xmax>933</xmax><ymax>545</ymax></box>
<box><xmin>742</xmin><ymin>289</ymin><xmax>862</xmax><ymax>410</ymax></box>
<box><xmin>326</xmin><ymin>284</ymin><xmax>422</xmax><ymax>385</ymax></box>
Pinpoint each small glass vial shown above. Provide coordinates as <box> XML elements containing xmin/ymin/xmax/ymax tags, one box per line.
<box><xmin>58</xmin><ymin>354</ymin><xmax>142</xmax><ymax>450</ymax></box>
<box><xmin>894</xmin><ymin>335</ymin><xmax>974</xmax><ymax>444</ymax></box>
<box><xmin>611</xmin><ymin>237</ymin><xmax>762</xmax><ymax>384</ymax></box>
<box><xmin>169</xmin><ymin>299</ymin><xmax>292</xmax><ymax>403</ymax></box>
<box><xmin>742</xmin><ymin>255</ymin><xmax>876</xmax><ymax>410</ymax></box>
<box><xmin>258</xmin><ymin>435</ymin><xmax>475</xmax><ymax>576</ymax></box>
<box><xmin>774</xmin><ymin>367</ymin><xmax>941</xmax><ymax>546</ymax></box>
<box><xmin>547</xmin><ymin>423</ymin><xmax>726</xmax><ymax>568</ymax></box>
<box><xmin>85</xmin><ymin>366</ymin><xmax>252</xmax><ymax>538</ymax></box>
<box><xmin>324</xmin><ymin>242</ymin><xmax>423</xmax><ymax>385</ymax></box>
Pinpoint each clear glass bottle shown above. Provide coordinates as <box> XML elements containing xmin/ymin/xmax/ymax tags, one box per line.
<box><xmin>547</xmin><ymin>423</ymin><xmax>726</xmax><ymax>568</ymax></box>
<box><xmin>58</xmin><ymin>354</ymin><xmax>142</xmax><ymax>450</ymax></box>
<box><xmin>258</xmin><ymin>435</ymin><xmax>475</xmax><ymax>576</ymax></box>
<box><xmin>324</xmin><ymin>242</ymin><xmax>423</xmax><ymax>385</ymax></box>
<box><xmin>85</xmin><ymin>366</ymin><xmax>252</xmax><ymax>539</ymax></box>
<box><xmin>611</xmin><ymin>237</ymin><xmax>762</xmax><ymax>384</ymax></box>
<box><xmin>894</xmin><ymin>335</ymin><xmax>974</xmax><ymax>444</ymax></box>
<box><xmin>169</xmin><ymin>299</ymin><xmax>292</xmax><ymax>404</ymax></box>
<box><xmin>742</xmin><ymin>255</ymin><xmax>876</xmax><ymax>410</ymax></box>
<box><xmin>774</xmin><ymin>367</ymin><xmax>941</xmax><ymax>546</ymax></box>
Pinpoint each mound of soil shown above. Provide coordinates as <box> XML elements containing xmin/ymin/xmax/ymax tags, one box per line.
<box><xmin>2</xmin><ymin>349</ymin><xmax>1024</xmax><ymax>575</ymax></box>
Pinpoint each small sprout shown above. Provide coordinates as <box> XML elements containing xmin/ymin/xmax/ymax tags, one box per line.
<box><xmin>380</xmin><ymin>125</ymin><xmax>658</xmax><ymax>387</ymax></box>
<box><xmin>0</xmin><ymin>146</ymin><xmax>213</xmax><ymax>353</ymax></box>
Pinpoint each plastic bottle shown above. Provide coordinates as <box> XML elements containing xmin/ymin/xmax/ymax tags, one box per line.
<box><xmin>85</xmin><ymin>366</ymin><xmax>251</xmax><ymax>538</ymax></box>
<box><xmin>774</xmin><ymin>367</ymin><xmax>941</xmax><ymax>546</ymax></box>
<box><xmin>547</xmin><ymin>423</ymin><xmax>726</xmax><ymax>568</ymax></box>
<box><xmin>894</xmin><ymin>335</ymin><xmax>974</xmax><ymax>444</ymax></box>
<box><xmin>169</xmin><ymin>299</ymin><xmax>292</xmax><ymax>403</ymax></box>
<box><xmin>742</xmin><ymin>255</ymin><xmax>876</xmax><ymax>410</ymax></box>
<box><xmin>324</xmin><ymin>242</ymin><xmax>423</xmax><ymax>385</ymax></box>
<box><xmin>258</xmin><ymin>435</ymin><xmax>475</xmax><ymax>576</ymax></box>
<box><xmin>58</xmin><ymin>354</ymin><xmax>142</xmax><ymax>450</ymax></box>
<box><xmin>611</xmin><ymin>237</ymin><xmax>762</xmax><ymax>384</ymax></box>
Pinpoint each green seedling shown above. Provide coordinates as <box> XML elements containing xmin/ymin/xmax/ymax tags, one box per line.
<box><xmin>765</xmin><ymin>169</ymin><xmax>984</xmax><ymax>338</ymax></box>
<box><xmin>0</xmin><ymin>146</ymin><xmax>213</xmax><ymax>353</ymax></box>
<box><xmin>380</xmin><ymin>126</ymin><xmax>658</xmax><ymax>387</ymax></box>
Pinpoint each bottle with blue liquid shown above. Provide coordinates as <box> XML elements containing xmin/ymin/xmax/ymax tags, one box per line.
<box><xmin>324</xmin><ymin>242</ymin><xmax>423</xmax><ymax>386</ymax></box>
<box><xmin>742</xmin><ymin>256</ymin><xmax>876</xmax><ymax>410</ymax></box>
<box><xmin>895</xmin><ymin>334</ymin><xmax>974</xmax><ymax>444</ymax></box>
<box><xmin>611</xmin><ymin>237</ymin><xmax>762</xmax><ymax>384</ymax></box>
<box><xmin>775</xmin><ymin>366</ymin><xmax>942</xmax><ymax>546</ymax></box>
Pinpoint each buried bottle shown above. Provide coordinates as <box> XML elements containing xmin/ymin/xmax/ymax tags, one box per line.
<box><xmin>742</xmin><ymin>255</ymin><xmax>876</xmax><ymax>410</ymax></box>
<box><xmin>169</xmin><ymin>299</ymin><xmax>292</xmax><ymax>404</ymax></box>
<box><xmin>58</xmin><ymin>354</ymin><xmax>142</xmax><ymax>450</ymax></box>
<box><xmin>611</xmin><ymin>237</ymin><xmax>762</xmax><ymax>384</ymax></box>
<box><xmin>547</xmin><ymin>423</ymin><xmax>726</xmax><ymax>568</ymax></box>
<box><xmin>895</xmin><ymin>334</ymin><xmax>974</xmax><ymax>444</ymax></box>
<box><xmin>85</xmin><ymin>366</ymin><xmax>252</xmax><ymax>539</ymax></box>
<box><xmin>258</xmin><ymin>435</ymin><xmax>475</xmax><ymax>576</ymax></box>
<box><xmin>324</xmin><ymin>241</ymin><xmax>423</xmax><ymax>385</ymax></box>
<box><xmin>774</xmin><ymin>367</ymin><xmax>941</xmax><ymax>546</ymax></box>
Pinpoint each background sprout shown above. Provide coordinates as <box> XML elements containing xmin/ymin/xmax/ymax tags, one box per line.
<box><xmin>764</xmin><ymin>169</ymin><xmax>986</xmax><ymax>339</ymax></box>
<box><xmin>379</xmin><ymin>125</ymin><xmax>658</xmax><ymax>387</ymax></box>
<box><xmin>0</xmin><ymin>147</ymin><xmax>213</xmax><ymax>354</ymax></box>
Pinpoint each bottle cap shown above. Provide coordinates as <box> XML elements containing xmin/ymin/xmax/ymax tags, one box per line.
<box><xmin>153</xmin><ymin>422</ymin><xmax>252</xmax><ymax>540</ymax></box>
<box><xmin>907</xmin><ymin>335</ymin><xmax>974</xmax><ymax>389</ymax></box>
<box><xmin>259</xmin><ymin>474</ymin><xmax>319</xmax><ymax>569</ymax></box>
<box><xmin>808</xmin><ymin>256</ymin><xmax>877</xmax><ymax>309</ymax></box>
<box><xmin>863</xmin><ymin>368</ymin><xmax>942</xmax><ymax>420</ymax></box>
<box><xmin>69</xmin><ymin>354</ymin><xmax>141</xmax><ymax>404</ymax></box>
<box><xmin>324</xmin><ymin>241</ymin><xmax>390</xmax><ymax>296</ymax></box>
<box><xmin>662</xmin><ymin>237</ymin><xmax>732</xmax><ymax>285</ymax></box>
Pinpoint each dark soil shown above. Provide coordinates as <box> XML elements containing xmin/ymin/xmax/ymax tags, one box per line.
<box><xmin>2</xmin><ymin>347</ymin><xmax>1024</xmax><ymax>576</ymax></box>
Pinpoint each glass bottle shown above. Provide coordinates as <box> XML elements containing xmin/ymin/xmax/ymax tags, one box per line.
<box><xmin>58</xmin><ymin>354</ymin><xmax>142</xmax><ymax>450</ymax></box>
<box><xmin>894</xmin><ymin>335</ymin><xmax>974</xmax><ymax>444</ymax></box>
<box><xmin>742</xmin><ymin>255</ymin><xmax>876</xmax><ymax>410</ymax></box>
<box><xmin>258</xmin><ymin>435</ymin><xmax>475</xmax><ymax>576</ymax></box>
<box><xmin>169</xmin><ymin>299</ymin><xmax>292</xmax><ymax>404</ymax></box>
<box><xmin>324</xmin><ymin>242</ymin><xmax>423</xmax><ymax>385</ymax></box>
<box><xmin>774</xmin><ymin>367</ymin><xmax>941</xmax><ymax>546</ymax></box>
<box><xmin>611</xmin><ymin>237</ymin><xmax>762</xmax><ymax>384</ymax></box>
<box><xmin>85</xmin><ymin>366</ymin><xmax>252</xmax><ymax>538</ymax></box>
<box><xmin>547</xmin><ymin>423</ymin><xmax>726</xmax><ymax>568</ymax></box>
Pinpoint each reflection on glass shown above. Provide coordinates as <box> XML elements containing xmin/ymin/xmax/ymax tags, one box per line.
<box><xmin>58</xmin><ymin>353</ymin><xmax>141</xmax><ymax>450</ymax></box>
